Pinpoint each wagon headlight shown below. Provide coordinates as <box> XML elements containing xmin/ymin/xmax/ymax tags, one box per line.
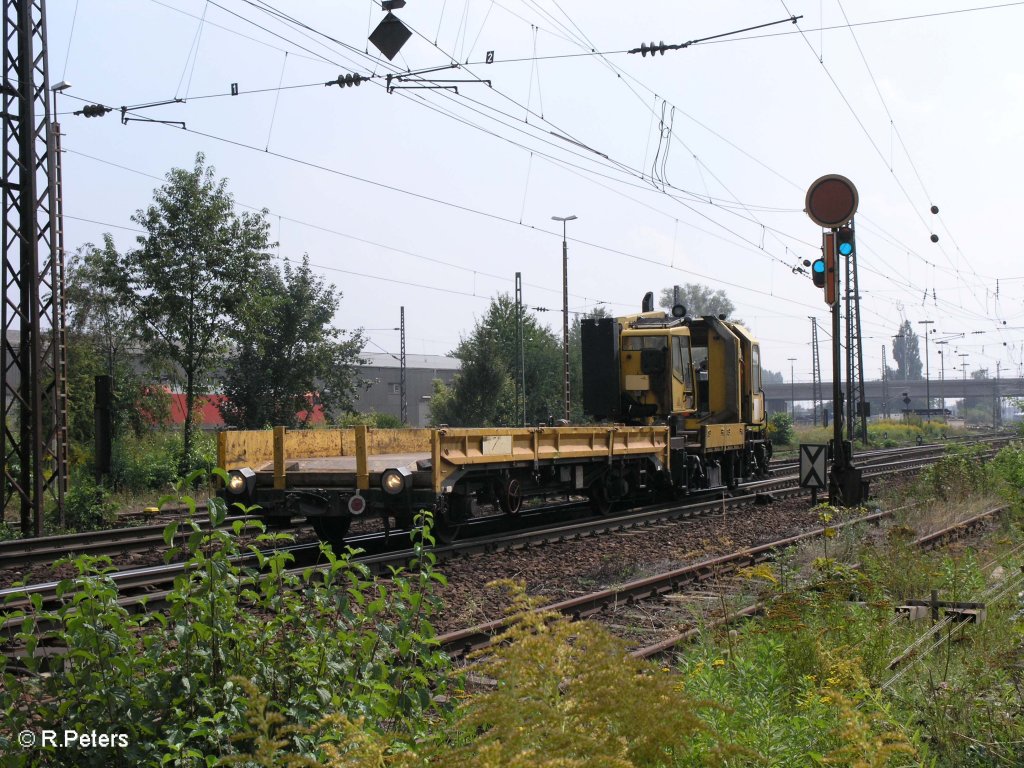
<box><xmin>381</xmin><ymin>467</ymin><xmax>411</xmax><ymax>495</ymax></box>
<box><xmin>226</xmin><ymin>467</ymin><xmax>256</xmax><ymax>496</ymax></box>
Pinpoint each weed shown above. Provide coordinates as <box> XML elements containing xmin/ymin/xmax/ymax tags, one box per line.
<box><xmin>0</xmin><ymin>470</ymin><xmax>455</xmax><ymax>765</ymax></box>
<box><xmin>448</xmin><ymin>580</ymin><xmax>732</xmax><ymax>767</ymax></box>
<box><xmin>46</xmin><ymin>473</ymin><xmax>117</xmax><ymax>531</ymax></box>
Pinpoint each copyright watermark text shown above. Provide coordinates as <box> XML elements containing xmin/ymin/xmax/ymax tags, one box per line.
<box><xmin>17</xmin><ymin>729</ymin><xmax>129</xmax><ymax>749</ymax></box>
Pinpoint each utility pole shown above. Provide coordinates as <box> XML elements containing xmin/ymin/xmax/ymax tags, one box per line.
<box><xmin>995</xmin><ymin>361</ymin><xmax>1001</xmax><ymax>427</ymax></box>
<box><xmin>959</xmin><ymin>353</ymin><xmax>969</xmax><ymax>417</ymax></box>
<box><xmin>552</xmin><ymin>214</ymin><xmax>577</xmax><ymax>423</ymax></box>
<box><xmin>399</xmin><ymin>306</ymin><xmax>407</xmax><ymax>425</ymax></box>
<box><xmin>936</xmin><ymin>340</ymin><xmax>948</xmax><ymax>420</ymax></box>
<box><xmin>515</xmin><ymin>272</ymin><xmax>524</xmax><ymax>426</ymax></box>
<box><xmin>810</xmin><ymin>317</ymin><xmax>821</xmax><ymax>426</ymax></box>
<box><xmin>881</xmin><ymin>344</ymin><xmax>888</xmax><ymax>419</ymax></box>
<box><xmin>788</xmin><ymin>358</ymin><xmax>797</xmax><ymax>421</ymax></box>
<box><xmin>918</xmin><ymin>320</ymin><xmax>933</xmax><ymax>421</ymax></box>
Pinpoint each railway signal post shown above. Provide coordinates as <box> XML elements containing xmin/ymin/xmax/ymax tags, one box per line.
<box><xmin>804</xmin><ymin>174</ymin><xmax>867</xmax><ymax>506</ymax></box>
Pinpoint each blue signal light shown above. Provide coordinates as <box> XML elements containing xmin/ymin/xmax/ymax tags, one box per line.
<box><xmin>811</xmin><ymin>258</ymin><xmax>826</xmax><ymax>288</ymax></box>
<box><xmin>838</xmin><ymin>241</ymin><xmax>853</xmax><ymax>256</ymax></box>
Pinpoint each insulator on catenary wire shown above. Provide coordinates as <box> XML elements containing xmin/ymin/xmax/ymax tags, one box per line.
<box><xmin>630</xmin><ymin>41</ymin><xmax>676</xmax><ymax>57</ymax></box>
<box><xmin>78</xmin><ymin>104</ymin><xmax>111</xmax><ymax>117</ymax></box>
<box><xmin>326</xmin><ymin>73</ymin><xmax>364</xmax><ymax>89</ymax></box>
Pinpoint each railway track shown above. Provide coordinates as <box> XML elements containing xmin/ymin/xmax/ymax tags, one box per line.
<box><xmin>0</xmin><ymin>433</ymin><xmax>1006</xmax><ymax>585</ymax></box>
<box><xmin>438</xmin><ymin>503</ymin><xmax>1007</xmax><ymax>661</ymax></box>
<box><xmin>1</xmin><ymin>434</ymin><xmax>1014</xmax><ymax>662</ymax></box>
<box><xmin>0</xmin><ymin>514</ymin><xmax>262</xmax><ymax>570</ymax></box>
<box><xmin>0</xmin><ymin>444</ymin><xmax>943</xmax><ymax>611</ymax></box>
<box><xmin>0</xmin><ymin>465</ymin><xmax>860</xmax><ymax>656</ymax></box>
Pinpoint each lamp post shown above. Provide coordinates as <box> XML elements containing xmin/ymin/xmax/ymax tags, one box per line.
<box><xmin>788</xmin><ymin>357</ymin><xmax>797</xmax><ymax>421</ymax></box>
<box><xmin>918</xmin><ymin>320</ymin><xmax>933</xmax><ymax>420</ymax></box>
<box><xmin>552</xmin><ymin>214</ymin><xmax>577</xmax><ymax>422</ymax></box>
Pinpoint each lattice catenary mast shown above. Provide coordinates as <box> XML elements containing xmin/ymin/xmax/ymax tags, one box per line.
<box><xmin>2</xmin><ymin>0</ymin><xmax>68</xmax><ymax>536</ymax></box>
<box><xmin>809</xmin><ymin>316</ymin><xmax>821</xmax><ymax>426</ymax></box>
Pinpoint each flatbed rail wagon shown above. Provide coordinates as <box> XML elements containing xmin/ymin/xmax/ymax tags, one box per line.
<box><xmin>218</xmin><ymin>423</ymin><xmax>671</xmax><ymax>545</ymax></box>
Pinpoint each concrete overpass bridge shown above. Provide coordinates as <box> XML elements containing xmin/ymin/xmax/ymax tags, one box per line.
<box><xmin>762</xmin><ymin>378</ymin><xmax>1024</xmax><ymax>415</ymax></box>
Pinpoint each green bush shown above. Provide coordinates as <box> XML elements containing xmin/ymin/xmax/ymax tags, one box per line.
<box><xmin>49</xmin><ymin>474</ymin><xmax>117</xmax><ymax>531</ymax></box>
<box><xmin>109</xmin><ymin>430</ymin><xmax>216</xmax><ymax>492</ymax></box>
<box><xmin>0</xmin><ymin>521</ymin><xmax>17</xmax><ymax>542</ymax></box>
<box><xmin>0</xmin><ymin>471</ymin><xmax>455</xmax><ymax>765</ymax></box>
<box><xmin>916</xmin><ymin>444</ymin><xmax>992</xmax><ymax>501</ymax></box>
<box><xmin>335</xmin><ymin>411</ymin><xmax>404</xmax><ymax>428</ymax></box>
<box><xmin>768</xmin><ymin>411</ymin><xmax>794</xmax><ymax>445</ymax></box>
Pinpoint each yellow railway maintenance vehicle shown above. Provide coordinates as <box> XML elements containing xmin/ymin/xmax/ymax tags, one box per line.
<box><xmin>218</xmin><ymin>293</ymin><xmax>770</xmax><ymax>546</ymax></box>
<box><xmin>581</xmin><ymin>292</ymin><xmax>770</xmax><ymax>495</ymax></box>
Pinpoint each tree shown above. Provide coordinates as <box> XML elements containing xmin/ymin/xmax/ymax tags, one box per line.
<box><xmin>66</xmin><ymin>236</ymin><xmax>137</xmax><ymax>377</ymax></box>
<box><xmin>658</xmin><ymin>283</ymin><xmax>738</xmax><ymax>321</ymax></box>
<box><xmin>430</xmin><ymin>294</ymin><xmax>562</xmax><ymax>427</ymax></box>
<box><xmin>891</xmin><ymin>320</ymin><xmax>923</xmax><ymax>381</ymax></box>
<box><xmin>65</xmin><ymin>238</ymin><xmax>132</xmax><ymax>448</ymax></box>
<box><xmin>762</xmin><ymin>368</ymin><xmax>784</xmax><ymax>385</ymax></box>
<box><xmin>123</xmin><ymin>153</ymin><xmax>273</xmax><ymax>471</ymax></box>
<box><xmin>64</xmin><ymin>239</ymin><xmax>170</xmax><ymax>447</ymax></box>
<box><xmin>219</xmin><ymin>255</ymin><xmax>366</xmax><ymax>429</ymax></box>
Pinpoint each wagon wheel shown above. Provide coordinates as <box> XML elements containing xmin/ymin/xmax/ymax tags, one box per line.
<box><xmin>495</xmin><ymin>475</ymin><xmax>524</xmax><ymax>516</ymax></box>
<box><xmin>310</xmin><ymin>516</ymin><xmax>351</xmax><ymax>553</ymax></box>
<box><xmin>432</xmin><ymin>517</ymin><xmax>462</xmax><ymax>545</ymax></box>
<box><xmin>431</xmin><ymin>493</ymin><xmax>471</xmax><ymax>545</ymax></box>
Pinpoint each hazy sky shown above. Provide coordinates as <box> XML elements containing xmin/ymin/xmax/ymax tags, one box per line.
<box><xmin>48</xmin><ymin>1</ymin><xmax>1024</xmax><ymax>387</ymax></box>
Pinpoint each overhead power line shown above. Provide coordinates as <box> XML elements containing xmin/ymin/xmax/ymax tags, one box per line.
<box><xmin>626</xmin><ymin>14</ymin><xmax>801</xmax><ymax>56</ymax></box>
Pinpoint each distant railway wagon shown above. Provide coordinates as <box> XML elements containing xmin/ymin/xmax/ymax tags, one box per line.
<box><xmin>218</xmin><ymin>292</ymin><xmax>772</xmax><ymax>546</ymax></box>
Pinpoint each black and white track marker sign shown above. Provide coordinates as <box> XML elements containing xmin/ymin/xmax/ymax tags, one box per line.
<box><xmin>799</xmin><ymin>444</ymin><xmax>827</xmax><ymax>489</ymax></box>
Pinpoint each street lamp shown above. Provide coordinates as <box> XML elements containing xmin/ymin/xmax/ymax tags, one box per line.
<box><xmin>552</xmin><ymin>214</ymin><xmax>577</xmax><ymax>422</ymax></box>
<box><xmin>918</xmin><ymin>320</ymin><xmax>934</xmax><ymax>421</ymax></box>
<box><xmin>788</xmin><ymin>357</ymin><xmax>797</xmax><ymax>421</ymax></box>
